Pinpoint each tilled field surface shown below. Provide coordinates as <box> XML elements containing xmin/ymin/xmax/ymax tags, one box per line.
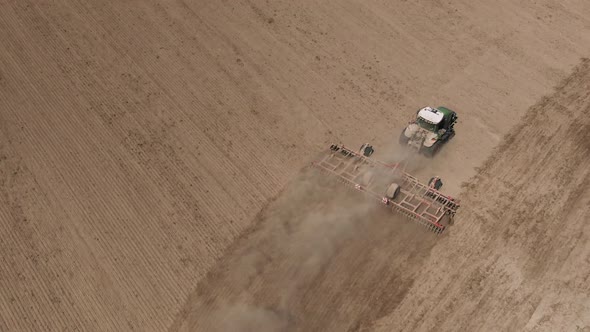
<box><xmin>1</xmin><ymin>1</ymin><xmax>589</xmax><ymax>331</ymax></box>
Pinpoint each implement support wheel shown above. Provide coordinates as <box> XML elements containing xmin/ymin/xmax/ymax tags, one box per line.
<box><xmin>360</xmin><ymin>172</ymin><xmax>374</xmax><ymax>187</ymax></box>
<box><xmin>386</xmin><ymin>183</ymin><xmax>401</xmax><ymax>200</ymax></box>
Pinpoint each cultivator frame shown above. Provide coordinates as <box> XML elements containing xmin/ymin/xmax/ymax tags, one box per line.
<box><xmin>311</xmin><ymin>144</ymin><xmax>460</xmax><ymax>234</ymax></box>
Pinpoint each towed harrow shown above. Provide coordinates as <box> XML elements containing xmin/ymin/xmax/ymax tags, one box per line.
<box><xmin>311</xmin><ymin>144</ymin><xmax>460</xmax><ymax>234</ymax></box>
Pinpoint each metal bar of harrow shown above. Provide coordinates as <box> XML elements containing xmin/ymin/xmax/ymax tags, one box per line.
<box><xmin>311</xmin><ymin>144</ymin><xmax>457</xmax><ymax>234</ymax></box>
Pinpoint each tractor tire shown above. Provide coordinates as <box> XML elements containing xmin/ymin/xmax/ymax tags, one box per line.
<box><xmin>399</xmin><ymin>129</ymin><xmax>410</xmax><ymax>145</ymax></box>
<box><xmin>441</xmin><ymin>129</ymin><xmax>455</xmax><ymax>142</ymax></box>
<box><xmin>422</xmin><ymin>141</ymin><xmax>440</xmax><ymax>158</ymax></box>
<box><xmin>428</xmin><ymin>177</ymin><xmax>443</xmax><ymax>190</ymax></box>
<box><xmin>448</xmin><ymin>130</ymin><xmax>456</xmax><ymax>140</ymax></box>
<box><xmin>386</xmin><ymin>183</ymin><xmax>401</xmax><ymax>200</ymax></box>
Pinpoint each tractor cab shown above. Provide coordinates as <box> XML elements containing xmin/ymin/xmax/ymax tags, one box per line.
<box><xmin>417</xmin><ymin>106</ymin><xmax>457</xmax><ymax>134</ymax></box>
<box><xmin>416</xmin><ymin>107</ymin><xmax>444</xmax><ymax>132</ymax></box>
<box><xmin>399</xmin><ymin>105</ymin><xmax>458</xmax><ymax>157</ymax></box>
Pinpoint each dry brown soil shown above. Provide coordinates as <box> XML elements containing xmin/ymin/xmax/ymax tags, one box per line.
<box><xmin>373</xmin><ymin>59</ymin><xmax>590</xmax><ymax>332</ymax></box>
<box><xmin>175</xmin><ymin>60</ymin><xmax>590</xmax><ymax>332</ymax></box>
<box><xmin>0</xmin><ymin>0</ymin><xmax>589</xmax><ymax>331</ymax></box>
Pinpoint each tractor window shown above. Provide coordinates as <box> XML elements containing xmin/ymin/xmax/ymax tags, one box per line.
<box><xmin>417</xmin><ymin>117</ymin><xmax>439</xmax><ymax>132</ymax></box>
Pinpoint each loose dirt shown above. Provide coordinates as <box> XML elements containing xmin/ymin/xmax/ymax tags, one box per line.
<box><xmin>1</xmin><ymin>0</ymin><xmax>589</xmax><ymax>331</ymax></box>
<box><xmin>174</xmin><ymin>59</ymin><xmax>590</xmax><ymax>331</ymax></box>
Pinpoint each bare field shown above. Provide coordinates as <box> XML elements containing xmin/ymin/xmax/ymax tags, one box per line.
<box><xmin>374</xmin><ymin>58</ymin><xmax>590</xmax><ymax>332</ymax></box>
<box><xmin>0</xmin><ymin>0</ymin><xmax>589</xmax><ymax>331</ymax></box>
<box><xmin>175</xmin><ymin>59</ymin><xmax>590</xmax><ymax>331</ymax></box>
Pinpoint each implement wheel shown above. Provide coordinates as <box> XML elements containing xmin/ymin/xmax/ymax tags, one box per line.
<box><xmin>386</xmin><ymin>183</ymin><xmax>400</xmax><ymax>200</ymax></box>
<box><xmin>360</xmin><ymin>171</ymin><xmax>374</xmax><ymax>187</ymax></box>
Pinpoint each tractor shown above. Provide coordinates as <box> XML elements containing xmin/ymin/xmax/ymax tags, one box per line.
<box><xmin>399</xmin><ymin>106</ymin><xmax>458</xmax><ymax>157</ymax></box>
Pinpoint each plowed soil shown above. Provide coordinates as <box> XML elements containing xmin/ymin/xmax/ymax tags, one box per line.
<box><xmin>0</xmin><ymin>1</ymin><xmax>589</xmax><ymax>331</ymax></box>
<box><xmin>174</xmin><ymin>59</ymin><xmax>590</xmax><ymax>332</ymax></box>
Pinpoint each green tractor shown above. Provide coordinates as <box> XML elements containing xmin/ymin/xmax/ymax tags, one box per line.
<box><xmin>399</xmin><ymin>106</ymin><xmax>458</xmax><ymax>157</ymax></box>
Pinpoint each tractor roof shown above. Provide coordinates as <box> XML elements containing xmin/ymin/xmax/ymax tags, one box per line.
<box><xmin>436</xmin><ymin>106</ymin><xmax>455</xmax><ymax>117</ymax></box>
<box><xmin>417</xmin><ymin>107</ymin><xmax>444</xmax><ymax>124</ymax></box>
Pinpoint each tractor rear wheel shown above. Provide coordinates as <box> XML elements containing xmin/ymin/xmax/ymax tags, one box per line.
<box><xmin>399</xmin><ymin>129</ymin><xmax>410</xmax><ymax>145</ymax></box>
<box><xmin>422</xmin><ymin>141</ymin><xmax>440</xmax><ymax>158</ymax></box>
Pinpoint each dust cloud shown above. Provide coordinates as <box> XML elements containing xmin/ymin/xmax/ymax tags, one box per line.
<box><xmin>211</xmin><ymin>304</ymin><xmax>289</xmax><ymax>332</ymax></box>
<box><xmin>192</xmin><ymin>169</ymin><xmax>379</xmax><ymax>331</ymax></box>
<box><xmin>184</xmin><ymin>146</ymin><xmax>439</xmax><ymax>332</ymax></box>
